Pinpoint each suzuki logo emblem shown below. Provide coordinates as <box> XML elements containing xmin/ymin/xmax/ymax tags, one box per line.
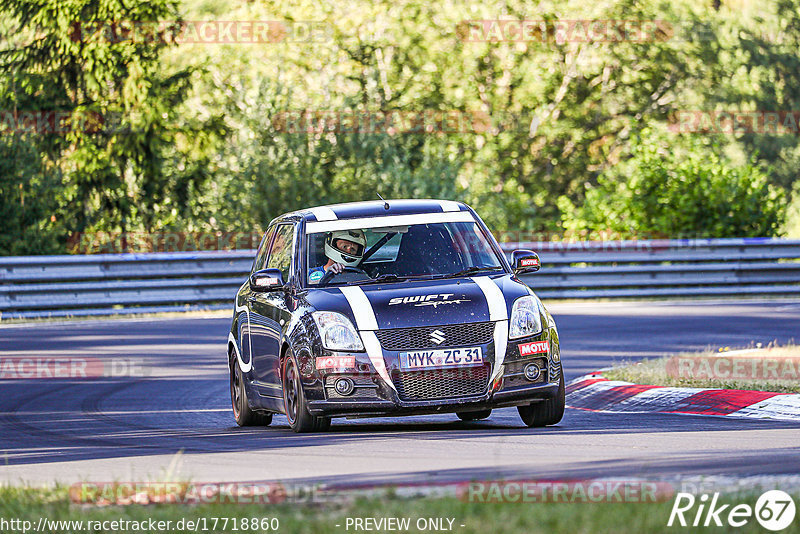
<box><xmin>430</xmin><ymin>329</ymin><xmax>446</xmax><ymax>345</ymax></box>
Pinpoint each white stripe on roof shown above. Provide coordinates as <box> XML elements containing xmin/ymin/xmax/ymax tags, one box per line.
<box><xmin>305</xmin><ymin>211</ymin><xmax>474</xmax><ymax>233</ymax></box>
<box><xmin>308</xmin><ymin>206</ymin><xmax>338</xmax><ymax>222</ymax></box>
<box><xmin>438</xmin><ymin>200</ymin><xmax>462</xmax><ymax>212</ymax></box>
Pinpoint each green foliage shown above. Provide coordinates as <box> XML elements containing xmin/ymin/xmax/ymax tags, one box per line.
<box><xmin>560</xmin><ymin>130</ymin><xmax>785</xmax><ymax>238</ymax></box>
<box><xmin>217</xmin><ymin>0</ymin><xmax>723</xmax><ymax>232</ymax></box>
<box><xmin>210</xmin><ymin>84</ymin><xmax>462</xmax><ymax>232</ymax></box>
<box><xmin>0</xmin><ymin>135</ymin><xmax>63</xmax><ymax>255</ymax></box>
<box><xmin>0</xmin><ymin>0</ymin><xmax>226</xmax><ymax>241</ymax></box>
<box><xmin>717</xmin><ymin>0</ymin><xmax>800</xmax><ymax>191</ymax></box>
<box><xmin>1</xmin><ymin>0</ymin><xmax>799</xmax><ymax>254</ymax></box>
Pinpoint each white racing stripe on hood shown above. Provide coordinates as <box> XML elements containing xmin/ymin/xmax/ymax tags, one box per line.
<box><xmin>491</xmin><ymin>320</ymin><xmax>509</xmax><ymax>381</ymax></box>
<box><xmin>360</xmin><ymin>332</ymin><xmax>395</xmax><ymax>391</ymax></box>
<box><xmin>338</xmin><ymin>286</ymin><xmax>379</xmax><ymax>330</ymax></box>
<box><xmin>471</xmin><ymin>276</ymin><xmax>508</xmax><ymax>321</ymax></box>
<box><xmin>309</xmin><ymin>206</ymin><xmax>337</xmax><ymax>221</ymax></box>
<box><xmin>471</xmin><ymin>276</ymin><xmax>509</xmax><ymax>382</ymax></box>
<box><xmin>339</xmin><ymin>286</ymin><xmax>396</xmax><ymax>392</ymax></box>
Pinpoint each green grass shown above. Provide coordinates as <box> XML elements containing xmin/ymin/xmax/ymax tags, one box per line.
<box><xmin>1</xmin><ymin>486</ymin><xmax>798</xmax><ymax>534</ymax></box>
<box><xmin>604</xmin><ymin>345</ymin><xmax>800</xmax><ymax>393</ymax></box>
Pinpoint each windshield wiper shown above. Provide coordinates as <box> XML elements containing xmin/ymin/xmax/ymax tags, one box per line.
<box><xmin>351</xmin><ymin>273</ymin><xmax>409</xmax><ymax>285</ymax></box>
<box><xmin>431</xmin><ymin>265</ymin><xmax>503</xmax><ymax>279</ymax></box>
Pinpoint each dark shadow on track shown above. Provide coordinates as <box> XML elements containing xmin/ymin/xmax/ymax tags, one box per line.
<box><xmin>1</xmin><ymin>377</ymin><xmax>797</xmax><ymax>467</ymax></box>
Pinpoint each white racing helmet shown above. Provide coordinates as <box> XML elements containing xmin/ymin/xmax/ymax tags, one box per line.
<box><xmin>324</xmin><ymin>229</ymin><xmax>366</xmax><ymax>267</ymax></box>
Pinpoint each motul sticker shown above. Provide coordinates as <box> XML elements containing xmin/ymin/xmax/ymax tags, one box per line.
<box><xmin>315</xmin><ymin>356</ymin><xmax>356</xmax><ymax>370</ymax></box>
<box><xmin>519</xmin><ymin>341</ymin><xmax>549</xmax><ymax>356</ymax></box>
<box><xmin>520</xmin><ymin>258</ymin><xmax>539</xmax><ymax>267</ymax></box>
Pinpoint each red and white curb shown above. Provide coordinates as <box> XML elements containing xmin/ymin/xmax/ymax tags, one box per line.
<box><xmin>566</xmin><ymin>373</ymin><xmax>800</xmax><ymax>421</ymax></box>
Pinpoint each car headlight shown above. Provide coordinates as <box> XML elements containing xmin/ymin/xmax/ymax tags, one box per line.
<box><xmin>312</xmin><ymin>311</ymin><xmax>364</xmax><ymax>351</ymax></box>
<box><xmin>508</xmin><ymin>296</ymin><xmax>543</xmax><ymax>339</ymax></box>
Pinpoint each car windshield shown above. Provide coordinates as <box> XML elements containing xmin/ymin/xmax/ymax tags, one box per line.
<box><xmin>306</xmin><ymin>221</ymin><xmax>504</xmax><ymax>286</ymax></box>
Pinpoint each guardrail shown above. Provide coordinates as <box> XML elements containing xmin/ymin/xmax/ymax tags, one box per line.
<box><xmin>1</xmin><ymin>238</ymin><xmax>799</xmax><ymax>319</ymax></box>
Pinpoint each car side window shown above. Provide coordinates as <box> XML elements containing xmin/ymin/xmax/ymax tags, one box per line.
<box><xmin>252</xmin><ymin>227</ymin><xmax>276</xmax><ymax>273</ymax></box>
<box><xmin>266</xmin><ymin>224</ymin><xmax>295</xmax><ymax>281</ymax></box>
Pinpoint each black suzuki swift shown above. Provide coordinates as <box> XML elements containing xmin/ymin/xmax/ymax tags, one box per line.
<box><xmin>228</xmin><ymin>199</ymin><xmax>563</xmax><ymax>432</ymax></box>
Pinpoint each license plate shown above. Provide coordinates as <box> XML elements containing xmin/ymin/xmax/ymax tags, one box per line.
<box><xmin>399</xmin><ymin>347</ymin><xmax>484</xmax><ymax>370</ymax></box>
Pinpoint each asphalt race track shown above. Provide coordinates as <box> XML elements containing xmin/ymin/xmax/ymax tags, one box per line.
<box><xmin>1</xmin><ymin>299</ymin><xmax>799</xmax><ymax>487</ymax></box>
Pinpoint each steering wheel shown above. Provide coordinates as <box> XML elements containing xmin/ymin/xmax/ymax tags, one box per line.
<box><xmin>318</xmin><ymin>265</ymin><xmax>367</xmax><ymax>286</ymax></box>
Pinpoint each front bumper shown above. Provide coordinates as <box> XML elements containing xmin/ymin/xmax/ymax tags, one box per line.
<box><xmin>307</xmin><ymin>381</ymin><xmax>559</xmax><ymax>417</ymax></box>
<box><xmin>303</xmin><ymin>325</ymin><xmax>562</xmax><ymax>418</ymax></box>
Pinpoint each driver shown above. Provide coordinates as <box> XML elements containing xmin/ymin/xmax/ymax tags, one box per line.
<box><xmin>308</xmin><ymin>229</ymin><xmax>366</xmax><ymax>284</ymax></box>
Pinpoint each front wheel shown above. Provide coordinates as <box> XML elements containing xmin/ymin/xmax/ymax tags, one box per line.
<box><xmin>282</xmin><ymin>352</ymin><xmax>331</xmax><ymax>433</ymax></box>
<box><xmin>517</xmin><ymin>374</ymin><xmax>565</xmax><ymax>427</ymax></box>
<box><xmin>230</xmin><ymin>350</ymin><xmax>272</xmax><ymax>427</ymax></box>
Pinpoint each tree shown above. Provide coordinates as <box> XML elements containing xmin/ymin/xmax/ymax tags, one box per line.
<box><xmin>213</xmin><ymin>82</ymin><xmax>461</xmax><ymax>230</ymax></box>
<box><xmin>0</xmin><ymin>0</ymin><xmax>225</xmax><ymax>242</ymax></box>
<box><xmin>0</xmin><ymin>135</ymin><xmax>62</xmax><ymax>255</ymax></box>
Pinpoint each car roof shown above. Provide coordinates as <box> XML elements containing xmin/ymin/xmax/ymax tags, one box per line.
<box><xmin>277</xmin><ymin>199</ymin><xmax>469</xmax><ymax>223</ymax></box>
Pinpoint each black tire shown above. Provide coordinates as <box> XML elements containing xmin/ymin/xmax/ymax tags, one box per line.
<box><xmin>517</xmin><ymin>374</ymin><xmax>565</xmax><ymax>427</ymax></box>
<box><xmin>282</xmin><ymin>351</ymin><xmax>330</xmax><ymax>433</ymax></box>
<box><xmin>456</xmin><ymin>409</ymin><xmax>492</xmax><ymax>421</ymax></box>
<box><xmin>230</xmin><ymin>350</ymin><xmax>272</xmax><ymax>427</ymax></box>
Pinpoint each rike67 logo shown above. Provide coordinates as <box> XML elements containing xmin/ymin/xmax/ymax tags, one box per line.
<box><xmin>668</xmin><ymin>490</ymin><xmax>796</xmax><ymax>531</ymax></box>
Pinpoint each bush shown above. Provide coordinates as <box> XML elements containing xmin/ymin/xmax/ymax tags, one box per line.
<box><xmin>559</xmin><ymin>131</ymin><xmax>786</xmax><ymax>239</ymax></box>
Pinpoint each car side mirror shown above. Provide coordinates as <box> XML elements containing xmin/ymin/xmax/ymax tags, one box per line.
<box><xmin>250</xmin><ymin>268</ymin><xmax>285</xmax><ymax>292</ymax></box>
<box><xmin>512</xmin><ymin>250</ymin><xmax>541</xmax><ymax>274</ymax></box>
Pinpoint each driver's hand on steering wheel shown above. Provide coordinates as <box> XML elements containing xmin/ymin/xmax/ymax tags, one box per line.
<box><xmin>326</xmin><ymin>262</ymin><xmax>345</xmax><ymax>274</ymax></box>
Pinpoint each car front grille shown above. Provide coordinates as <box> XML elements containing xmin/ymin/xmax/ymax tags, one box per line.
<box><xmin>375</xmin><ymin>322</ymin><xmax>494</xmax><ymax>350</ymax></box>
<box><xmin>392</xmin><ymin>364</ymin><xmax>490</xmax><ymax>401</ymax></box>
